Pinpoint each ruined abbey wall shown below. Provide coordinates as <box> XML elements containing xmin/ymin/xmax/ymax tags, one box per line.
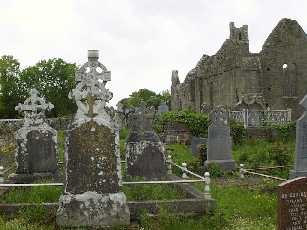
<box><xmin>171</xmin><ymin>19</ymin><xmax>307</xmax><ymax>119</ymax></box>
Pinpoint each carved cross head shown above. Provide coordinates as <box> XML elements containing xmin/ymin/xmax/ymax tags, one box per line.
<box><xmin>15</xmin><ymin>88</ymin><xmax>54</xmax><ymax>125</ymax></box>
<box><xmin>70</xmin><ymin>50</ymin><xmax>113</xmax><ymax>119</ymax></box>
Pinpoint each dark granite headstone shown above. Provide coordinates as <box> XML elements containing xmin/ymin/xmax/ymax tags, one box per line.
<box><xmin>126</xmin><ymin>105</ymin><xmax>166</xmax><ymax>179</ymax></box>
<box><xmin>205</xmin><ymin>107</ymin><xmax>235</xmax><ymax>171</ymax></box>
<box><xmin>27</xmin><ymin>130</ymin><xmax>57</xmax><ymax>173</ymax></box>
<box><xmin>277</xmin><ymin>177</ymin><xmax>307</xmax><ymax>230</ymax></box>
<box><xmin>191</xmin><ymin>136</ymin><xmax>207</xmax><ymax>155</ymax></box>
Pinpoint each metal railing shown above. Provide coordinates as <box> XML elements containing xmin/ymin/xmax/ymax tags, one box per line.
<box><xmin>0</xmin><ymin>158</ymin><xmax>213</xmax><ymax>199</ymax></box>
<box><xmin>230</xmin><ymin>109</ymin><xmax>291</xmax><ymax>128</ymax></box>
<box><xmin>239</xmin><ymin>164</ymin><xmax>287</xmax><ymax>181</ymax></box>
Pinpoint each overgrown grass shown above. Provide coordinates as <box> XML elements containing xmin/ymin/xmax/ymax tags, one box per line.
<box><xmin>123</xmin><ymin>184</ymin><xmax>185</xmax><ymax>201</ymax></box>
<box><xmin>140</xmin><ymin>180</ymin><xmax>277</xmax><ymax>230</ymax></box>
<box><xmin>0</xmin><ymin>186</ymin><xmax>63</xmax><ymax>203</ymax></box>
<box><xmin>233</xmin><ymin>139</ymin><xmax>295</xmax><ymax>178</ymax></box>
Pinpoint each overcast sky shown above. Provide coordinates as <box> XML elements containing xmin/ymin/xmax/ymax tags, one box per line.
<box><xmin>1</xmin><ymin>0</ymin><xmax>306</xmax><ymax>106</ymax></box>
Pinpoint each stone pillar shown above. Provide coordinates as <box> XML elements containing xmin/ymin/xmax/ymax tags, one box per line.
<box><xmin>56</xmin><ymin>50</ymin><xmax>130</xmax><ymax>228</ymax></box>
<box><xmin>205</xmin><ymin>106</ymin><xmax>236</xmax><ymax>171</ymax></box>
<box><xmin>290</xmin><ymin>95</ymin><xmax>307</xmax><ymax>178</ymax></box>
<box><xmin>10</xmin><ymin>89</ymin><xmax>58</xmax><ymax>183</ymax></box>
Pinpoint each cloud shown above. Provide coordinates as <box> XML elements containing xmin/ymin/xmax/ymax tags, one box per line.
<box><xmin>0</xmin><ymin>0</ymin><xmax>306</xmax><ymax>106</ymax></box>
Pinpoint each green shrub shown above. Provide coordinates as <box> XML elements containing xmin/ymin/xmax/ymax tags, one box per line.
<box><xmin>229</xmin><ymin>120</ymin><xmax>246</xmax><ymax>145</ymax></box>
<box><xmin>271</xmin><ymin>122</ymin><xmax>295</xmax><ymax>142</ymax></box>
<box><xmin>154</xmin><ymin>111</ymin><xmax>209</xmax><ymax>137</ymax></box>
<box><xmin>207</xmin><ymin>163</ymin><xmax>224</xmax><ymax>177</ymax></box>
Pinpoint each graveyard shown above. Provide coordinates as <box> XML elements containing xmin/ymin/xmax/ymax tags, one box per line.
<box><xmin>0</xmin><ymin>50</ymin><xmax>305</xmax><ymax>230</ymax></box>
<box><xmin>0</xmin><ymin>2</ymin><xmax>307</xmax><ymax>228</ymax></box>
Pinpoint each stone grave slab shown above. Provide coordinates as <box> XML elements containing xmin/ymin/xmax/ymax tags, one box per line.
<box><xmin>205</xmin><ymin>106</ymin><xmax>235</xmax><ymax>171</ymax></box>
<box><xmin>126</xmin><ymin>105</ymin><xmax>166</xmax><ymax>179</ymax></box>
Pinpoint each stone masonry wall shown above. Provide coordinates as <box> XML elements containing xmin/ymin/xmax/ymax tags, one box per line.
<box><xmin>171</xmin><ymin>18</ymin><xmax>307</xmax><ymax>119</ymax></box>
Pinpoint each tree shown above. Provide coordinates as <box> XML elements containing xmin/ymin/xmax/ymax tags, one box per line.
<box><xmin>19</xmin><ymin>58</ymin><xmax>77</xmax><ymax>117</ymax></box>
<box><xmin>0</xmin><ymin>55</ymin><xmax>22</xmax><ymax>118</ymax></box>
<box><xmin>118</xmin><ymin>88</ymin><xmax>171</xmax><ymax>110</ymax></box>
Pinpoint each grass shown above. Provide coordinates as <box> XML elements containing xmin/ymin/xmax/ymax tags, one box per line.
<box><xmin>0</xmin><ymin>186</ymin><xmax>63</xmax><ymax>203</ymax></box>
<box><xmin>0</xmin><ymin>129</ymin><xmax>291</xmax><ymax>229</ymax></box>
<box><xmin>140</xmin><ymin>180</ymin><xmax>277</xmax><ymax>230</ymax></box>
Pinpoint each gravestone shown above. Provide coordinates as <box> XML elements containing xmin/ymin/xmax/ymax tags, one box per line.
<box><xmin>10</xmin><ymin>89</ymin><xmax>58</xmax><ymax>182</ymax></box>
<box><xmin>56</xmin><ymin>50</ymin><xmax>130</xmax><ymax>228</ymax></box>
<box><xmin>191</xmin><ymin>136</ymin><xmax>207</xmax><ymax>155</ymax></box>
<box><xmin>157</xmin><ymin>102</ymin><xmax>169</xmax><ymax>114</ymax></box>
<box><xmin>205</xmin><ymin>106</ymin><xmax>236</xmax><ymax>171</ymax></box>
<box><xmin>290</xmin><ymin>95</ymin><xmax>307</xmax><ymax>178</ymax></box>
<box><xmin>277</xmin><ymin>177</ymin><xmax>307</xmax><ymax>230</ymax></box>
<box><xmin>126</xmin><ymin>104</ymin><xmax>166</xmax><ymax>179</ymax></box>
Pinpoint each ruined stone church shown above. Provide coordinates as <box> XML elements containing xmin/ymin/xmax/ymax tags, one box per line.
<box><xmin>170</xmin><ymin>18</ymin><xmax>307</xmax><ymax>119</ymax></box>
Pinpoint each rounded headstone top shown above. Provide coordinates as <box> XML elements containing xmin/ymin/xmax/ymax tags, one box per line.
<box><xmin>88</xmin><ymin>50</ymin><xmax>99</xmax><ymax>60</ymax></box>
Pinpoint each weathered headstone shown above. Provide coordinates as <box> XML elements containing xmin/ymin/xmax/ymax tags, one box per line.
<box><xmin>190</xmin><ymin>136</ymin><xmax>207</xmax><ymax>155</ymax></box>
<box><xmin>10</xmin><ymin>89</ymin><xmax>58</xmax><ymax>182</ymax></box>
<box><xmin>290</xmin><ymin>95</ymin><xmax>307</xmax><ymax>178</ymax></box>
<box><xmin>56</xmin><ymin>50</ymin><xmax>130</xmax><ymax>228</ymax></box>
<box><xmin>277</xmin><ymin>177</ymin><xmax>307</xmax><ymax>230</ymax></box>
<box><xmin>158</xmin><ymin>102</ymin><xmax>169</xmax><ymax>114</ymax></box>
<box><xmin>126</xmin><ymin>104</ymin><xmax>166</xmax><ymax>179</ymax></box>
<box><xmin>205</xmin><ymin>106</ymin><xmax>235</xmax><ymax>171</ymax></box>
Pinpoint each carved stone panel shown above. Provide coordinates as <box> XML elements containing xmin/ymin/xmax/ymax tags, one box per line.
<box><xmin>26</xmin><ymin>130</ymin><xmax>57</xmax><ymax>173</ymax></box>
<box><xmin>65</xmin><ymin>121</ymin><xmax>119</xmax><ymax>194</ymax></box>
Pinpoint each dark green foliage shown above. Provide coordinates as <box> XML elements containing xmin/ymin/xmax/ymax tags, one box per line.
<box><xmin>207</xmin><ymin>163</ymin><xmax>224</xmax><ymax>177</ymax></box>
<box><xmin>0</xmin><ymin>55</ymin><xmax>22</xmax><ymax>118</ymax></box>
<box><xmin>229</xmin><ymin>120</ymin><xmax>246</xmax><ymax>145</ymax></box>
<box><xmin>119</xmin><ymin>88</ymin><xmax>170</xmax><ymax>110</ymax></box>
<box><xmin>154</xmin><ymin>111</ymin><xmax>209</xmax><ymax>137</ymax></box>
<box><xmin>233</xmin><ymin>139</ymin><xmax>295</xmax><ymax>172</ymax></box>
<box><xmin>271</xmin><ymin>122</ymin><xmax>296</xmax><ymax>142</ymax></box>
<box><xmin>0</xmin><ymin>55</ymin><xmax>77</xmax><ymax>118</ymax></box>
<box><xmin>19</xmin><ymin>58</ymin><xmax>77</xmax><ymax>117</ymax></box>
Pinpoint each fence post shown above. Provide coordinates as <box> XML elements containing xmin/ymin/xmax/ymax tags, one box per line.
<box><xmin>287</xmin><ymin>108</ymin><xmax>292</xmax><ymax>122</ymax></box>
<box><xmin>167</xmin><ymin>155</ymin><xmax>172</xmax><ymax>175</ymax></box>
<box><xmin>243</xmin><ymin>108</ymin><xmax>248</xmax><ymax>128</ymax></box>
<box><xmin>240</xmin><ymin>164</ymin><xmax>245</xmax><ymax>179</ymax></box>
<box><xmin>181</xmin><ymin>162</ymin><xmax>189</xmax><ymax>179</ymax></box>
<box><xmin>0</xmin><ymin>166</ymin><xmax>4</xmax><ymax>183</ymax></box>
<box><xmin>204</xmin><ymin>172</ymin><xmax>211</xmax><ymax>199</ymax></box>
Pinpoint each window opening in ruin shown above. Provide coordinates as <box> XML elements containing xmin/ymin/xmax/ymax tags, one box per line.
<box><xmin>266</xmin><ymin>67</ymin><xmax>270</xmax><ymax>71</ymax></box>
<box><xmin>267</xmin><ymin>87</ymin><xmax>271</xmax><ymax>91</ymax></box>
<box><xmin>239</xmin><ymin>32</ymin><xmax>242</xmax><ymax>40</ymax></box>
